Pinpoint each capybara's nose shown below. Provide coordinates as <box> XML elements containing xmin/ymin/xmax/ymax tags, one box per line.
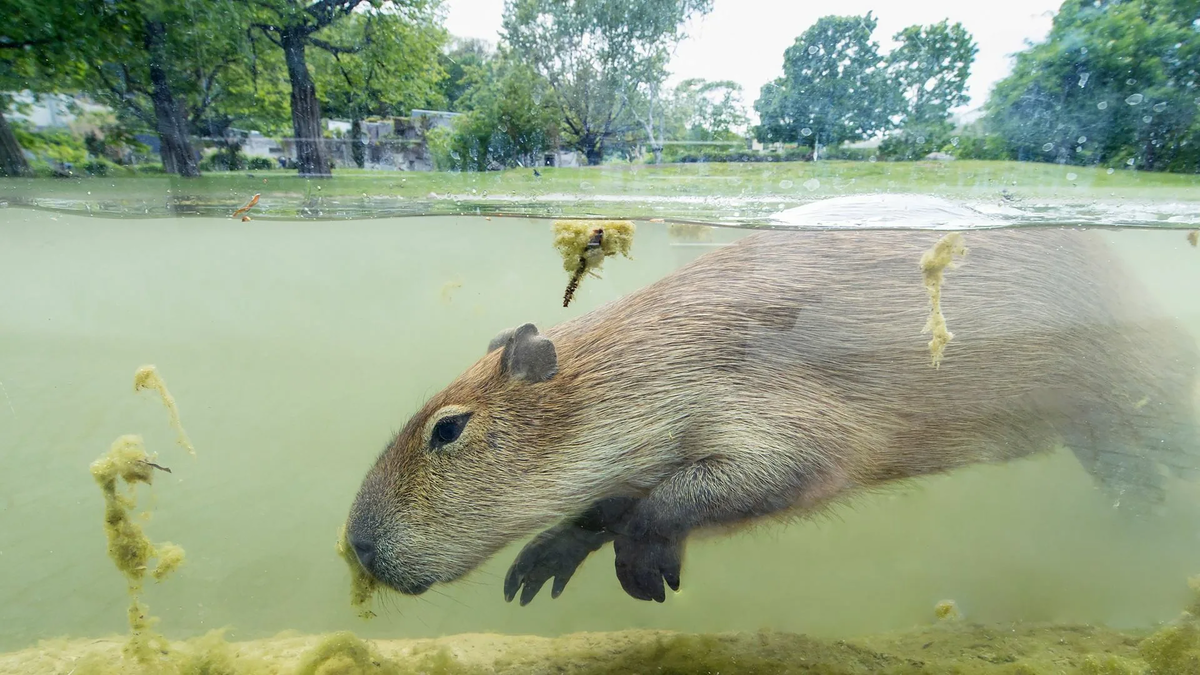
<box><xmin>349</xmin><ymin>535</ymin><xmax>376</xmax><ymax>572</ymax></box>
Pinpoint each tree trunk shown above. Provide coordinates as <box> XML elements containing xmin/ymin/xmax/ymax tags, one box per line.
<box><xmin>144</xmin><ymin>20</ymin><xmax>199</xmax><ymax>177</ymax></box>
<box><xmin>351</xmin><ymin>117</ymin><xmax>365</xmax><ymax>169</ymax></box>
<box><xmin>583</xmin><ymin>139</ymin><xmax>603</xmax><ymax>165</ymax></box>
<box><xmin>0</xmin><ymin>111</ymin><xmax>32</xmax><ymax>177</ymax></box>
<box><xmin>282</xmin><ymin>31</ymin><xmax>331</xmax><ymax>177</ymax></box>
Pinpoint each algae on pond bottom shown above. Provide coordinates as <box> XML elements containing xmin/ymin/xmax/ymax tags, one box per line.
<box><xmin>919</xmin><ymin>232</ymin><xmax>968</xmax><ymax>369</ymax></box>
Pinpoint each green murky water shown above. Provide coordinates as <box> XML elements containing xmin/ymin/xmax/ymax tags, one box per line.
<box><xmin>2</xmin><ymin>205</ymin><xmax>1200</xmax><ymax>673</ymax></box>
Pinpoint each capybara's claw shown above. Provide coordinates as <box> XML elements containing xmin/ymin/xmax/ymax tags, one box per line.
<box><xmin>613</xmin><ymin>535</ymin><xmax>682</xmax><ymax>603</ymax></box>
<box><xmin>504</xmin><ymin>524</ymin><xmax>609</xmax><ymax>605</ymax></box>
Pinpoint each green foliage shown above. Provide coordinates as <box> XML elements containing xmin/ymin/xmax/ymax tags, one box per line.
<box><xmin>665</xmin><ymin>79</ymin><xmax>748</xmax><ymax>142</ymax></box>
<box><xmin>755</xmin><ymin>13</ymin><xmax>896</xmax><ymax>150</ymax></box>
<box><xmin>12</xmin><ymin>123</ymin><xmax>88</xmax><ymax>165</ymax></box>
<box><xmin>887</xmin><ymin>21</ymin><xmax>977</xmax><ymax>128</ymax></box>
<box><xmin>664</xmin><ymin>146</ymin><xmax>812</xmax><ymax>163</ymax></box>
<box><xmin>502</xmin><ymin>0</ymin><xmax>714</xmax><ymax>164</ymax></box>
<box><xmin>435</xmin><ymin>56</ymin><xmax>561</xmax><ymax>171</ymax></box>
<box><xmin>440</xmin><ymin>38</ymin><xmax>494</xmax><ymax>111</ymax></box>
<box><xmin>311</xmin><ymin>7</ymin><xmax>450</xmax><ymax>123</ymax></box>
<box><xmin>985</xmin><ymin>0</ymin><xmax>1200</xmax><ymax>171</ymax></box>
<box><xmin>247</xmin><ymin>156</ymin><xmax>276</xmax><ymax>171</ymax></box>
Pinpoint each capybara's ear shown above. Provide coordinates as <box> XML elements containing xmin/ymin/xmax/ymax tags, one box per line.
<box><xmin>497</xmin><ymin>323</ymin><xmax>558</xmax><ymax>383</ymax></box>
<box><xmin>487</xmin><ymin>326</ymin><xmax>517</xmax><ymax>354</ymax></box>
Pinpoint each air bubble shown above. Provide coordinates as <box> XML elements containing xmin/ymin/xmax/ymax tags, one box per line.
<box><xmin>807</xmin><ymin>45</ymin><xmax>818</xmax><ymax>55</ymax></box>
<box><xmin>1153</xmin><ymin>102</ymin><xmax>1167</xmax><ymax>112</ymax></box>
<box><xmin>778</xmin><ymin>179</ymin><xmax>794</xmax><ymax>189</ymax></box>
<box><xmin>1125</xmin><ymin>93</ymin><xmax>1144</xmax><ymax>105</ymax></box>
<box><xmin>803</xmin><ymin>179</ymin><xmax>821</xmax><ymax>191</ymax></box>
<box><xmin>1077</xmin><ymin>135</ymin><xmax>1087</xmax><ymax>144</ymax></box>
<box><xmin>1066</xmin><ymin>172</ymin><xmax>1078</xmax><ymax>180</ymax></box>
<box><xmin>1097</xmin><ymin>101</ymin><xmax>1108</xmax><ymax>110</ymax></box>
<box><xmin>1042</xmin><ymin>143</ymin><xmax>1054</xmax><ymax>152</ymax></box>
<box><xmin>800</xmin><ymin>128</ymin><xmax>812</xmax><ymax>137</ymax></box>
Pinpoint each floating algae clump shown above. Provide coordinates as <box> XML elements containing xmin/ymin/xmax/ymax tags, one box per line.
<box><xmin>552</xmin><ymin>219</ymin><xmax>635</xmax><ymax>307</ymax></box>
<box><xmin>666</xmin><ymin>222</ymin><xmax>714</xmax><ymax>242</ymax></box>
<box><xmin>919</xmin><ymin>232</ymin><xmax>968</xmax><ymax>369</ymax></box>
<box><xmin>135</xmin><ymin>365</ymin><xmax>195</xmax><ymax>456</ymax></box>
<box><xmin>934</xmin><ymin>599</ymin><xmax>963</xmax><ymax>622</ymax></box>
<box><xmin>337</xmin><ymin>525</ymin><xmax>381</xmax><ymax>619</ymax></box>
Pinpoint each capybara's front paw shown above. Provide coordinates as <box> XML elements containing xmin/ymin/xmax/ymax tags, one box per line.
<box><xmin>613</xmin><ymin>535</ymin><xmax>682</xmax><ymax>603</ymax></box>
<box><xmin>504</xmin><ymin>524</ymin><xmax>610</xmax><ymax>605</ymax></box>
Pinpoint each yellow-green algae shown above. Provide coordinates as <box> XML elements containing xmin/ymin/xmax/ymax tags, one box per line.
<box><xmin>666</xmin><ymin>222</ymin><xmax>714</xmax><ymax>242</ymax></box>
<box><xmin>134</xmin><ymin>365</ymin><xmax>195</xmax><ymax>456</ymax></box>
<box><xmin>335</xmin><ymin>526</ymin><xmax>381</xmax><ymax>619</ymax></box>
<box><xmin>87</xmin><ymin>366</ymin><xmax>196</xmax><ymax>670</ymax></box>
<box><xmin>919</xmin><ymin>232</ymin><xmax>968</xmax><ymax>369</ymax></box>
<box><xmin>552</xmin><ymin>219</ymin><xmax>635</xmax><ymax>307</ymax></box>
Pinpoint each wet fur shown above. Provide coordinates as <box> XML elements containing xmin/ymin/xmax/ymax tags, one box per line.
<box><xmin>347</xmin><ymin>227</ymin><xmax>1200</xmax><ymax>602</ymax></box>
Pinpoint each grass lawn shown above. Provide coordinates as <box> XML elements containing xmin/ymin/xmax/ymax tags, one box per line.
<box><xmin>2</xmin><ymin>160</ymin><xmax>1199</xmax><ymax>224</ymax></box>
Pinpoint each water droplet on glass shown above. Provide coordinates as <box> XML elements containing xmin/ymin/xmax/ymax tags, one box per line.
<box><xmin>1143</xmin><ymin>115</ymin><xmax>1153</xmax><ymax>123</ymax></box>
<box><xmin>803</xmin><ymin>179</ymin><xmax>820</xmax><ymax>191</ymax></box>
<box><xmin>1078</xmin><ymin>72</ymin><xmax>1090</xmax><ymax>88</ymax></box>
<box><xmin>800</xmin><ymin>128</ymin><xmax>812</xmax><ymax>137</ymax></box>
<box><xmin>1126</xmin><ymin>158</ymin><xmax>1136</xmax><ymax>165</ymax></box>
<box><xmin>1080</xmin><ymin>47</ymin><xmax>1088</xmax><ymax>54</ymax></box>
<box><xmin>1076</xmin><ymin>146</ymin><xmax>1084</xmax><ymax>153</ymax></box>
<box><xmin>1078</xmin><ymin>136</ymin><xmax>1087</xmax><ymax>144</ymax></box>
<box><xmin>1107</xmin><ymin>168</ymin><xmax>1115</xmax><ymax>174</ymax></box>
<box><xmin>1042</xmin><ymin>143</ymin><xmax>1054</xmax><ymax>152</ymax></box>
<box><xmin>916</xmin><ymin>136</ymin><xmax>926</xmax><ymax>144</ymax></box>
<box><xmin>1153</xmin><ymin>102</ymin><xmax>1167</xmax><ymax>112</ymax></box>
<box><xmin>1098</xmin><ymin>101</ymin><xmax>1108</xmax><ymax>110</ymax></box>
<box><xmin>580</xmin><ymin>181</ymin><xmax>594</xmax><ymax>190</ymax></box>
<box><xmin>1125</xmin><ymin>93</ymin><xmax>1144</xmax><ymax>105</ymax></box>
<box><xmin>1126</xmin><ymin>78</ymin><xmax>1137</xmax><ymax>86</ymax></box>
<box><xmin>778</xmin><ymin>179</ymin><xmax>794</xmax><ymax>189</ymax></box>
<box><xmin>807</xmin><ymin>45</ymin><xmax>818</xmax><ymax>55</ymax></box>
<box><xmin>951</xmin><ymin>137</ymin><xmax>960</xmax><ymax>146</ymax></box>
<box><xmin>868</xmin><ymin>155</ymin><xmax>878</xmax><ymax>163</ymax></box>
<box><xmin>1066</xmin><ymin>172</ymin><xmax>1078</xmax><ymax>180</ymax></box>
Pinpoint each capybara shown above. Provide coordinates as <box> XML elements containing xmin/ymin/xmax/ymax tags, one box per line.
<box><xmin>345</xmin><ymin>226</ymin><xmax>1199</xmax><ymax>604</ymax></box>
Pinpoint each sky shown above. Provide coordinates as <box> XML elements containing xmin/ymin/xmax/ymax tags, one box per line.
<box><xmin>442</xmin><ymin>0</ymin><xmax>1065</xmax><ymax>122</ymax></box>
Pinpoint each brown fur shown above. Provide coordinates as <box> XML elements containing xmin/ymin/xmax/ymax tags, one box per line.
<box><xmin>346</xmin><ymin>227</ymin><xmax>1199</xmax><ymax>599</ymax></box>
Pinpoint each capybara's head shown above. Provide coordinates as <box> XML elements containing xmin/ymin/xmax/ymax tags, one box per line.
<box><xmin>344</xmin><ymin>323</ymin><xmax>575</xmax><ymax>595</ymax></box>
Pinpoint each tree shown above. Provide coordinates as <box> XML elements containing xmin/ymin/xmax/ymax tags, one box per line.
<box><xmin>250</xmin><ymin>0</ymin><xmax>438</xmax><ymax>176</ymax></box>
<box><xmin>1</xmin><ymin>2</ymin><xmax>93</xmax><ymax>176</ymax></box>
<box><xmin>755</xmin><ymin>13</ymin><xmax>895</xmax><ymax>156</ymax></box>
<box><xmin>666</xmin><ymin>79</ymin><xmax>748</xmax><ymax>141</ymax></box>
<box><xmin>439</xmin><ymin>38</ymin><xmax>493</xmax><ymax>111</ymax></box>
<box><xmin>311</xmin><ymin>7</ymin><xmax>448</xmax><ymax>168</ymax></box>
<box><xmin>877</xmin><ymin>20</ymin><xmax>976</xmax><ymax>160</ymax></box>
<box><xmin>985</xmin><ymin>0</ymin><xmax>1200</xmax><ymax>171</ymax></box>
<box><xmin>502</xmin><ymin>0</ymin><xmax>713</xmax><ymax>165</ymax></box>
<box><xmin>432</xmin><ymin>53</ymin><xmax>561</xmax><ymax>171</ymax></box>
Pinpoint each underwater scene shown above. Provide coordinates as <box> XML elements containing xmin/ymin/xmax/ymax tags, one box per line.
<box><xmin>2</xmin><ymin>178</ymin><xmax>1200</xmax><ymax>674</ymax></box>
<box><xmin>8</xmin><ymin>0</ymin><xmax>1200</xmax><ymax>671</ymax></box>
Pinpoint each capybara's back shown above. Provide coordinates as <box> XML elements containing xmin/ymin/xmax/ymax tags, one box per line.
<box><xmin>551</xmin><ymin>226</ymin><xmax>1200</xmax><ymax>513</ymax></box>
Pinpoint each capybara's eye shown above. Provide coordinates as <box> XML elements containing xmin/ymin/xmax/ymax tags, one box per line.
<box><xmin>430</xmin><ymin>413</ymin><xmax>472</xmax><ymax>450</ymax></box>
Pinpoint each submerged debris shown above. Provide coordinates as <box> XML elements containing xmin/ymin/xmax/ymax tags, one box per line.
<box><xmin>1188</xmin><ymin>230</ymin><xmax>1198</xmax><ymax>247</ymax></box>
<box><xmin>134</xmin><ymin>365</ymin><xmax>194</xmax><ymax>456</ymax></box>
<box><xmin>553</xmin><ymin>219</ymin><xmax>635</xmax><ymax>308</ymax></box>
<box><xmin>919</xmin><ymin>232</ymin><xmax>968</xmax><ymax>368</ymax></box>
<box><xmin>337</xmin><ymin>526</ymin><xmax>381</xmax><ymax>619</ymax></box>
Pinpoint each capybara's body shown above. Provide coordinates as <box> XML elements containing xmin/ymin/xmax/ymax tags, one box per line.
<box><xmin>347</xmin><ymin>227</ymin><xmax>1199</xmax><ymax>603</ymax></box>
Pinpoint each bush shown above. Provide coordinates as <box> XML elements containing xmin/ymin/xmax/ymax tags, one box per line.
<box><xmin>135</xmin><ymin>163</ymin><xmax>166</xmax><ymax>174</ymax></box>
<box><xmin>82</xmin><ymin>158</ymin><xmax>114</xmax><ymax>176</ymax></box>
<box><xmin>664</xmin><ymin>146</ymin><xmax>812</xmax><ymax>163</ymax></box>
<box><xmin>246</xmin><ymin>156</ymin><xmax>275</xmax><ymax>171</ymax></box>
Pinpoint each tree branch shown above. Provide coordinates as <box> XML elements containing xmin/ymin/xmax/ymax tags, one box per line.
<box><xmin>304</xmin><ymin>0</ymin><xmax>363</xmax><ymax>29</ymax></box>
<box><xmin>308</xmin><ymin>37</ymin><xmax>361</xmax><ymax>55</ymax></box>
